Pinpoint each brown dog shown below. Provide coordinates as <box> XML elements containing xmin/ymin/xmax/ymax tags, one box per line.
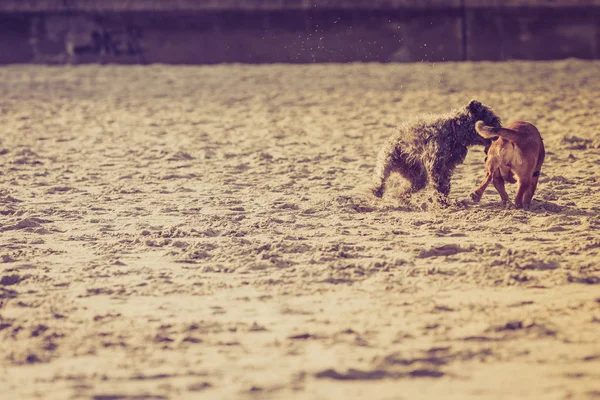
<box><xmin>470</xmin><ymin>120</ymin><xmax>545</xmax><ymax>209</ymax></box>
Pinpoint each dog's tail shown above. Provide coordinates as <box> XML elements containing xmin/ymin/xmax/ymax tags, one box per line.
<box><xmin>475</xmin><ymin>121</ymin><xmax>522</xmax><ymax>142</ymax></box>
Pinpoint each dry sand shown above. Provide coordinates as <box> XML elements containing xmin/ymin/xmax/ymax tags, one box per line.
<box><xmin>1</xmin><ymin>60</ymin><xmax>599</xmax><ymax>400</ymax></box>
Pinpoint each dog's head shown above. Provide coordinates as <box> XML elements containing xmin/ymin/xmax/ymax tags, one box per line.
<box><xmin>465</xmin><ymin>100</ymin><xmax>501</xmax><ymax>146</ymax></box>
<box><xmin>466</xmin><ymin>100</ymin><xmax>501</xmax><ymax>127</ymax></box>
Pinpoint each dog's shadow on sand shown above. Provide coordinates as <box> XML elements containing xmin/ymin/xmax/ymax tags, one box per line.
<box><xmin>340</xmin><ymin>190</ymin><xmax>597</xmax><ymax>218</ymax></box>
<box><xmin>338</xmin><ymin>189</ymin><xmax>473</xmax><ymax>213</ymax></box>
<box><xmin>456</xmin><ymin>198</ymin><xmax>597</xmax><ymax>218</ymax></box>
<box><xmin>529</xmin><ymin>199</ymin><xmax>598</xmax><ymax>217</ymax></box>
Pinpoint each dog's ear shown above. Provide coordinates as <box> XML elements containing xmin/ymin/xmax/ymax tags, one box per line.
<box><xmin>467</xmin><ymin>100</ymin><xmax>483</xmax><ymax>115</ymax></box>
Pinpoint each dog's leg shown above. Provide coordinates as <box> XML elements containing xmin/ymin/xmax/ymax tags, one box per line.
<box><xmin>521</xmin><ymin>178</ymin><xmax>538</xmax><ymax>209</ymax></box>
<box><xmin>431</xmin><ymin>177</ymin><xmax>451</xmax><ymax>197</ymax></box>
<box><xmin>371</xmin><ymin>151</ymin><xmax>393</xmax><ymax>198</ymax></box>
<box><xmin>470</xmin><ymin>170</ymin><xmax>493</xmax><ymax>203</ymax></box>
<box><xmin>514</xmin><ymin>178</ymin><xmax>532</xmax><ymax>209</ymax></box>
<box><xmin>492</xmin><ymin>173</ymin><xmax>510</xmax><ymax>206</ymax></box>
<box><xmin>428</xmin><ymin>173</ymin><xmax>452</xmax><ymax>208</ymax></box>
<box><xmin>427</xmin><ymin>160</ymin><xmax>452</xmax><ymax>198</ymax></box>
<box><xmin>371</xmin><ymin>169</ymin><xmax>390</xmax><ymax>198</ymax></box>
<box><xmin>405</xmin><ymin>166</ymin><xmax>428</xmax><ymax>194</ymax></box>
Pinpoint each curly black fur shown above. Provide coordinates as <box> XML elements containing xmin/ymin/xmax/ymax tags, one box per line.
<box><xmin>371</xmin><ymin>100</ymin><xmax>501</xmax><ymax>199</ymax></box>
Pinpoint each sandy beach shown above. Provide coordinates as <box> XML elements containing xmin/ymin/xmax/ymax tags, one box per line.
<box><xmin>1</xmin><ymin>60</ymin><xmax>599</xmax><ymax>399</ymax></box>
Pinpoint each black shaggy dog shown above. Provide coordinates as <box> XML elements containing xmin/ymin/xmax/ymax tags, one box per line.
<box><xmin>371</xmin><ymin>100</ymin><xmax>501</xmax><ymax>201</ymax></box>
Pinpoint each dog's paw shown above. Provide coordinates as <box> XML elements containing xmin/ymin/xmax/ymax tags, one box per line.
<box><xmin>431</xmin><ymin>193</ymin><xmax>450</xmax><ymax>208</ymax></box>
<box><xmin>470</xmin><ymin>192</ymin><xmax>481</xmax><ymax>203</ymax></box>
<box><xmin>447</xmin><ymin>196</ymin><xmax>471</xmax><ymax>209</ymax></box>
<box><xmin>453</xmin><ymin>198</ymin><xmax>470</xmax><ymax>208</ymax></box>
<box><xmin>371</xmin><ymin>186</ymin><xmax>384</xmax><ymax>198</ymax></box>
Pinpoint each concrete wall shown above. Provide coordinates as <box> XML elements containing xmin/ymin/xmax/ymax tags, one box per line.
<box><xmin>0</xmin><ymin>1</ymin><xmax>465</xmax><ymax>12</ymax></box>
<box><xmin>0</xmin><ymin>0</ymin><xmax>599</xmax><ymax>64</ymax></box>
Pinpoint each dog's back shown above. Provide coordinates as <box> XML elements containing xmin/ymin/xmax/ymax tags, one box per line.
<box><xmin>471</xmin><ymin>120</ymin><xmax>545</xmax><ymax>209</ymax></box>
<box><xmin>507</xmin><ymin>121</ymin><xmax>545</xmax><ymax>174</ymax></box>
<box><xmin>476</xmin><ymin>120</ymin><xmax>545</xmax><ymax>175</ymax></box>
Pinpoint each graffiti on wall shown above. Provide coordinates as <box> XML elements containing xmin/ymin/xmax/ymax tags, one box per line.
<box><xmin>73</xmin><ymin>26</ymin><xmax>143</xmax><ymax>57</ymax></box>
<box><xmin>30</xmin><ymin>15</ymin><xmax>146</xmax><ymax>63</ymax></box>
